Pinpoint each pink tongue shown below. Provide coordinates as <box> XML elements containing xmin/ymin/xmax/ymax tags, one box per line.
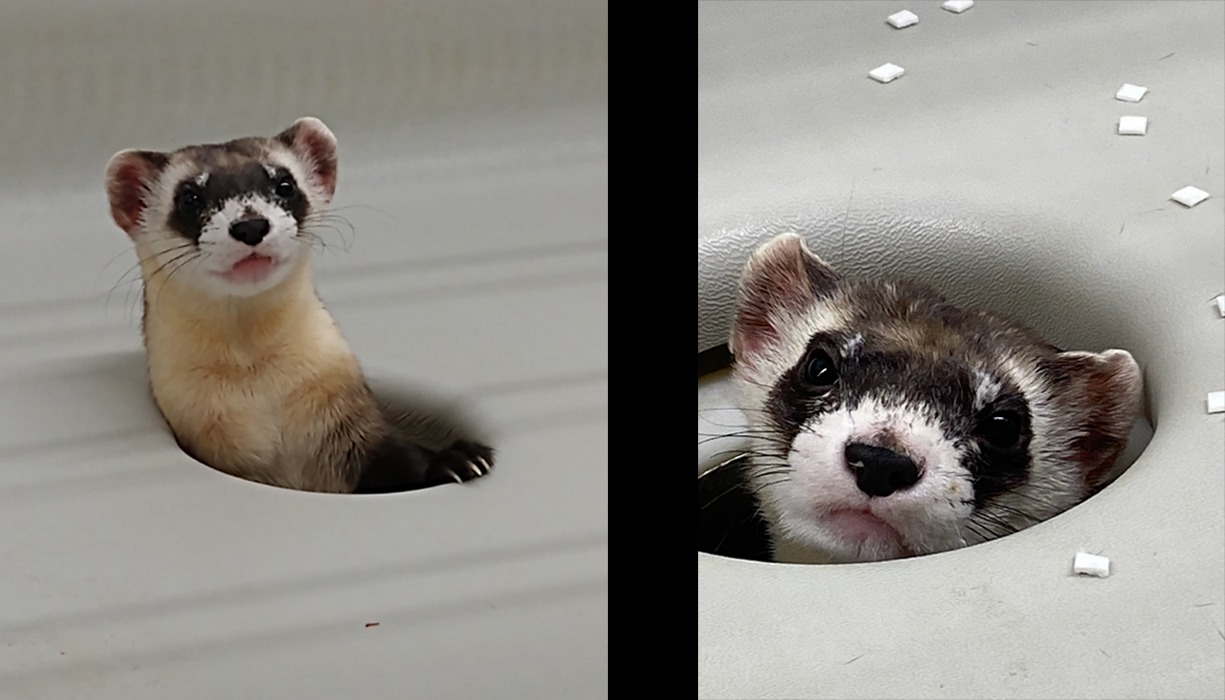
<box><xmin>233</xmin><ymin>255</ymin><xmax>272</xmax><ymax>274</ymax></box>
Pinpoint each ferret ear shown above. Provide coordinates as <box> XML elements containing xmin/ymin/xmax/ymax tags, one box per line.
<box><xmin>104</xmin><ymin>149</ymin><xmax>169</xmax><ymax>237</ymax></box>
<box><xmin>1038</xmin><ymin>349</ymin><xmax>1143</xmax><ymax>486</ymax></box>
<box><xmin>730</xmin><ymin>233</ymin><xmax>842</xmax><ymax>362</ymax></box>
<box><xmin>276</xmin><ymin>117</ymin><xmax>338</xmax><ymax>202</ymax></box>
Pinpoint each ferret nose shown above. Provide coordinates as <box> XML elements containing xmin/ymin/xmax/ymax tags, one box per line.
<box><xmin>230</xmin><ymin>218</ymin><xmax>271</xmax><ymax>246</ymax></box>
<box><xmin>844</xmin><ymin>443</ymin><xmax>920</xmax><ymax>498</ymax></box>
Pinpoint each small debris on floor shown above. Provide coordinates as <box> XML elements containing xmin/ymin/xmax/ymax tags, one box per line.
<box><xmin>1207</xmin><ymin>391</ymin><xmax>1225</xmax><ymax>414</ymax></box>
<box><xmin>869</xmin><ymin>63</ymin><xmax>905</xmax><ymax>83</ymax></box>
<box><xmin>1073</xmin><ymin>552</ymin><xmax>1110</xmax><ymax>578</ymax></box>
<box><xmin>887</xmin><ymin>10</ymin><xmax>919</xmax><ymax>29</ymax></box>
<box><xmin>1115</xmin><ymin>83</ymin><xmax>1148</xmax><ymax>102</ymax></box>
<box><xmin>1170</xmin><ymin>186</ymin><xmax>1210</xmax><ymax>208</ymax></box>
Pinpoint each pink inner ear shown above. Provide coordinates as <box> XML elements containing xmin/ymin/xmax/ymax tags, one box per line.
<box><xmin>111</xmin><ymin>162</ymin><xmax>149</xmax><ymax>228</ymax></box>
<box><xmin>733</xmin><ymin>250</ymin><xmax>816</xmax><ymax>363</ymax></box>
<box><xmin>299</xmin><ymin>130</ymin><xmax>337</xmax><ymax>196</ymax></box>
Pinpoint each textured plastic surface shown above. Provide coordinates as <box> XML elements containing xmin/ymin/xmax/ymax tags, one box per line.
<box><xmin>700</xmin><ymin>2</ymin><xmax>1222</xmax><ymax>698</ymax></box>
<box><xmin>0</xmin><ymin>0</ymin><xmax>607</xmax><ymax>697</ymax></box>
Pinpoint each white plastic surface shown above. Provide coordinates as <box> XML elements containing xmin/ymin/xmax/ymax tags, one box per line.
<box><xmin>0</xmin><ymin>0</ymin><xmax>607</xmax><ymax>697</ymax></box>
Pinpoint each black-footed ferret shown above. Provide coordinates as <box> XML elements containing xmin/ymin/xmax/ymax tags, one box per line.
<box><xmin>730</xmin><ymin>233</ymin><xmax>1141</xmax><ymax>563</ymax></box>
<box><xmin>104</xmin><ymin>117</ymin><xmax>493</xmax><ymax>493</ymax></box>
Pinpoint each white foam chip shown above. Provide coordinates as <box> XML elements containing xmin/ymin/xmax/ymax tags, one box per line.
<box><xmin>942</xmin><ymin>0</ymin><xmax>974</xmax><ymax>13</ymax></box>
<box><xmin>1217</xmin><ymin>294</ymin><xmax>1224</xmax><ymax>317</ymax></box>
<box><xmin>1073</xmin><ymin>552</ymin><xmax>1110</xmax><ymax>578</ymax></box>
<box><xmin>1117</xmin><ymin>116</ymin><xmax>1147</xmax><ymax>136</ymax></box>
<box><xmin>1115</xmin><ymin>83</ymin><xmax>1148</xmax><ymax>102</ymax></box>
<box><xmin>887</xmin><ymin>10</ymin><xmax>918</xmax><ymax>28</ymax></box>
<box><xmin>869</xmin><ymin>63</ymin><xmax>905</xmax><ymax>83</ymax></box>
<box><xmin>1208</xmin><ymin>391</ymin><xmax>1225</xmax><ymax>414</ymax></box>
<box><xmin>1170</xmin><ymin>185</ymin><xmax>1210</xmax><ymax>208</ymax></box>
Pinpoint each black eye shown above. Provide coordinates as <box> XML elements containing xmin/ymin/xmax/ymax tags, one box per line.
<box><xmin>275</xmin><ymin>175</ymin><xmax>297</xmax><ymax>198</ymax></box>
<box><xmin>977</xmin><ymin>411</ymin><xmax>1024</xmax><ymax>449</ymax></box>
<box><xmin>803</xmin><ymin>349</ymin><xmax>839</xmax><ymax>387</ymax></box>
<box><xmin>177</xmin><ymin>188</ymin><xmax>204</xmax><ymax>215</ymax></box>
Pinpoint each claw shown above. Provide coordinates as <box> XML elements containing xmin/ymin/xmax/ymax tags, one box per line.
<box><xmin>443</xmin><ymin>468</ymin><xmax>463</xmax><ymax>484</ymax></box>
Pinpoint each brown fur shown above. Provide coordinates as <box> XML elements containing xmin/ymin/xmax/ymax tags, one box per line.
<box><xmin>140</xmin><ymin>250</ymin><xmax>383</xmax><ymax>492</ymax></box>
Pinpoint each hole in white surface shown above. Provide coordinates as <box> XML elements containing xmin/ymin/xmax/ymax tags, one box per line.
<box><xmin>696</xmin><ymin>217</ymin><xmax>1169</xmax><ymax>563</ymax></box>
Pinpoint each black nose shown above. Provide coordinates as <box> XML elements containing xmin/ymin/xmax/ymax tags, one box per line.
<box><xmin>230</xmin><ymin>218</ymin><xmax>271</xmax><ymax>246</ymax></box>
<box><xmin>844</xmin><ymin>443</ymin><xmax>920</xmax><ymax>498</ymax></box>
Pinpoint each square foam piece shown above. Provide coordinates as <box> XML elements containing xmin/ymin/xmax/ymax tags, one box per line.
<box><xmin>887</xmin><ymin>10</ymin><xmax>918</xmax><ymax>28</ymax></box>
<box><xmin>1073</xmin><ymin>552</ymin><xmax>1110</xmax><ymax>578</ymax></box>
<box><xmin>1117</xmin><ymin>116</ymin><xmax>1147</xmax><ymax>136</ymax></box>
<box><xmin>1116</xmin><ymin>83</ymin><xmax>1148</xmax><ymax>102</ymax></box>
<box><xmin>869</xmin><ymin>63</ymin><xmax>905</xmax><ymax>83</ymax></box>
<box><xmin>1217</xmin><ymin>294</ymin><xmax>1224</xmax><ymax>317</ymax></box>
<box><xmin>1209</xmin><ymin>391</ymin><xmax>1225</xmax><ymax>414</ymax></box>
<box><xmin>1170</xmin><ymin>186</ymin><xmax>1210</xmax><ymax>208</ymax></box>
<box><xmin>942</xmin><ymin>0</ymin><xmax>974</xmax><ymax>12</ymax></box>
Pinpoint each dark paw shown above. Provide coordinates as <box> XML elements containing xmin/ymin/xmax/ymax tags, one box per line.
<box><xmin>424</xmin><ymin>439</ymin><xmax>495</xmax><ymax>485</ymax></box>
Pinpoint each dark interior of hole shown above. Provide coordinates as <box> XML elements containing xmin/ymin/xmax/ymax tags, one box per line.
<box><xmin>698</xmin><ymin>344</ymin><xmax>732</xmax><ymax>378</ymax></box>
<box><xmin>698</xmin><ymin>456</ymin><xmax>771</xmax><ymax>562</ymax></box>
<box><xmin>359</xmin><ymin>379</ymin><xmax>494</xmax><ymax>494</ymax></box>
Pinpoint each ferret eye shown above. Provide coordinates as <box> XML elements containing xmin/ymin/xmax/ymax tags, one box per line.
<box><xmin>177</xmin><ymin>188</ymin><xmax>204</xmax><ymax>215</ymax></box>
<box><xmin>803</xmin><ymin>349</ymin><xmax>839</xmax><ymax>387</ymax></box>
<box><xmin>275</xmin><ymin>175</ymin><xmax>297</xmax><ymax>198</ymax></box>
<box><xmin>977</xmin><ymin>411</ymin><xmax>1023</xmax><ymax>449</ymax></box>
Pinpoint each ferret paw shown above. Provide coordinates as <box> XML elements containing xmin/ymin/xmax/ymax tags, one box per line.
<box><xmin>425</xmin><ymin>439</ymin><xmax>495</xmax><ymax>485</ymax></box>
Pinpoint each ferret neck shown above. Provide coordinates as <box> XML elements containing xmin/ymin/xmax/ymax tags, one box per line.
<box><xmin>143</xmin><ymin>257</ymin><xmax>321</xmax><ymax>342</ymax></box>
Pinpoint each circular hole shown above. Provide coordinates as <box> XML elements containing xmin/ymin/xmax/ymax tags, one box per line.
<box><xmin>698</xmin><ymin>226</ymin><xmax>1157</xmax><ymax>564</ymax></box>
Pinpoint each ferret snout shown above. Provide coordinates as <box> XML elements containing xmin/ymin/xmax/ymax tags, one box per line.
<box><xmin>844</xmin><ymin>443</ymin><xmax>921</xmax><ymax>497</ymax></box>
<box><xmin>230</xmin><ymin>218</ymin><xmax>271</xmax><ymax>246</ymax></box>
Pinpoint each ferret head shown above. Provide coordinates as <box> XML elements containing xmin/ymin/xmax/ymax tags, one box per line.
<box><xmin>104</xmin><ymin>117</ymin><xmax>337</xmax><ymax>297</ymax></box>
<box><xmin>730</xmin><ymin>233</ymin><xmax>1142</xmax><ymax>563</ymax></box>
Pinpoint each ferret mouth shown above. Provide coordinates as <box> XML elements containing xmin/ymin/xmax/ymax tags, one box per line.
<box><xmin>822</xmin><ymin>508</ymin><xmax>904</xmax><ymax>546</ymax></box>
<box><xmin>219</xmin><ymin>254</ymin><xmax>277</xmax><ymax>284</ymax></box>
